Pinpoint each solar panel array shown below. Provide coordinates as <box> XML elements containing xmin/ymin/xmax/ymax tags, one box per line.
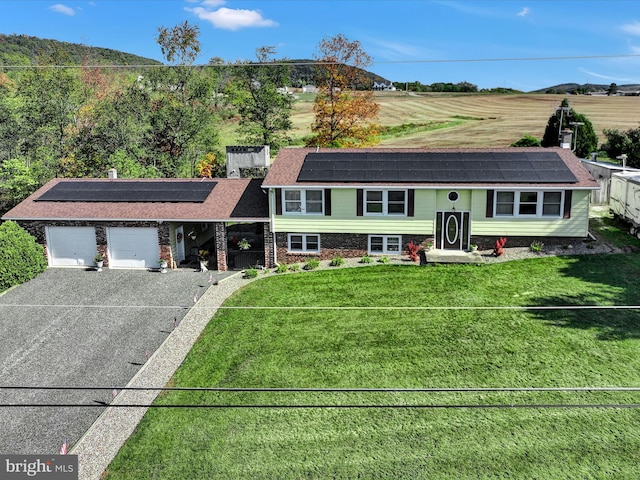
<box><xmin>297</xmin><ymin>152</ymin><xmax>578</xmax><ymax>183</ymax></box>
<box><xmin>36</xmin><ymin>181</ymin><xmax>217</xmax><ymax>203</ymax></box>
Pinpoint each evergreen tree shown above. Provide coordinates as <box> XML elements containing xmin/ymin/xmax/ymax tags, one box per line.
<box><xmin>541</xmin><ymin>99</ymin><xmax>598</xmax><ymax>158</ymax></box>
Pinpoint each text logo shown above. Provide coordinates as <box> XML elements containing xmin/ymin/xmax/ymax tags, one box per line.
<box><xmin>1</xmin><ymin>455</ymin><xmax>77</xmax><ymax>479</ymax></box>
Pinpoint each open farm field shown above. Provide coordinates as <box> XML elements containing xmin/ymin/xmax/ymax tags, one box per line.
<box><xmin>288</xmin><ymin>93</ymin><xmax>640</xmax><ymax>148</ymax></box>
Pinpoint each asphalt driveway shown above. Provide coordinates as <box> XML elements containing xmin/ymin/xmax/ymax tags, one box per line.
<box><xmin>0</xmin><ymin>267</ymin><xmax>232</xmax><ymax>455</ymax></box>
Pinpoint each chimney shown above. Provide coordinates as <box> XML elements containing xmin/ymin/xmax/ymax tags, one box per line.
<box><xmin>108</xmin><ymin>168</ymin><xmax>118</xmax><ymax>179</ymax></box>
<box><xmin>560</xmin><ymin>130</ymin><xmax>573</xmax><ymax>149</ymax></box>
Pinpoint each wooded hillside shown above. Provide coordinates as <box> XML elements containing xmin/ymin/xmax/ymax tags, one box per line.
<box><xmin>0</xmin><ymin>34</ymin><xmax>162</xmax><ymax>66</ymax></box>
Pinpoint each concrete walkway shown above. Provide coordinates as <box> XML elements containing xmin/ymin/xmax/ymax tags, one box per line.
<box><xmin>425</xmin><ymin>248</ymin><xmax>485</xmax><ymax>264</ymax></box>
<box><xmin>70</xmin><ymin>272</ymin><xmax>248</xmax><ymax>480</ymax></box>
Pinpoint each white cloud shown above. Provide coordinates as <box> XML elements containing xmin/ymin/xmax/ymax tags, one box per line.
<box><xmin>186</xmin><ymin>2</ymin><xmax>277</xmax><ymax>31</ymax></box>
<box><xmin>371</xmin><ymin>39</ymin><xmax>422</xmax><ymax>59</ymax></box>
<box><xmin>49</xmin><ymin>3</ymin><xmax>76</xmax><ymax>16</ymax></box>
<box><xmin>517</xmin><ymin>7</ymin><xmax>530</xmax><ymax>17</ymax></box>
<box><xmin>621</xmin><ymin>21</ymin><xmax>640</xmax><ymax>36</ymax></box>
<box><xmin>578</xmin><ymin>68</ymin><xmax>633</xmax><ymax>83</ymax></box>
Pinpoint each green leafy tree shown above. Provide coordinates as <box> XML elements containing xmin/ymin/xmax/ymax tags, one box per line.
<box><xmin>541</xmin><ymin>99</ymin><xmax>598</xmax><ymax>158</ymax></box>
<box><xmin>148</xmin><ymin>21</ymin><xmax>219</xmax><ymax>176</ymax></box>
<box><xmin>0</xmin><ymin>221</ymin><xmax>47</xmax><ymax>292</ymax></box>
<box><xmin>229</xmin><ymin>46</ymin><xmax>293</xmax><ymax>152</ymax></box>
<box><xmin>15</xmin><ymin>50</ymin><xmax>82</xmax><ymax>177</ymax></box>
<box><xmin>307</xmin><ymin>34</ymin><xmax>379</xmax><ymax>147</ymax></box>
<box><xmin>608</xmin><ymin>83</ymin><xmax>618</xmax><ymax>96</ymax></box>
<box><xmin>511</xmin><ymin>135</ymin><xmax>542</xmax><ymax>147</ymax></box>
<box><xmin>0</xmin><ymin>157</ymin><xmax>40</xmax><ymax>214</ymax></box>
<box><xmin>602</xmin><ymin>128</ymin><xmax>640</xmax><ymax>168</ymax></box>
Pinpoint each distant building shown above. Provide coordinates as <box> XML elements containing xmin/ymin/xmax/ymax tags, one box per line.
<box><xmin>373</xmin><ymin>81</ymin><xmax>396</xmax><ymax>91</ymax></box>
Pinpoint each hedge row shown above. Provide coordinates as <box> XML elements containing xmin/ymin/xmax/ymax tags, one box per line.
<box><xmin>0</xmin><ymin>221</ymin><xmax>47</xmax><ymax>292</ymax></box>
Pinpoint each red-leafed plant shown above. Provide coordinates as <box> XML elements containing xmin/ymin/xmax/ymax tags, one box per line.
<box><xmin>407</xmin><ymin>241</ymin><xmax>420</xmax><ymax>262</ymax></box>
<box><xmin>493</xmin><ymin>237</ymin><xmax>507</xmax><ymax>256</ymax></box>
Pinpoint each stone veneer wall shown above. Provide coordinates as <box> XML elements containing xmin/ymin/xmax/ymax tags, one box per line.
<box><xmin>214</xmin><ymin>222</ymin><xmax>227</xmax><ymax>271</ymax></box>
<box><xmin>16</xmin><ymin>220</ymin><xmax>171</xmax><ymax>268</ymax></box>
<box><xmin>469</xmin><ymin>235</ymin><xmax>588</xmax><ymax>250</ymax></box>
<box><xmin>274</xmin><ymin>232</ymin><xmax>433</xmax><ymax>264</ymax></box>
<box><xmin>263</xmin><ymin>222</ymin><xmax>274</xmax><ymax>269</ymax></box>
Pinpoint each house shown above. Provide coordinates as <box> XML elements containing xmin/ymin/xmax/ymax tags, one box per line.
<box><xmin>2</xmin><ymin>177</ymin><xmax>271</xmax><ymax>271</ymax></box>
<box><xmin>3</xmin><ymin>146</ymin><xmax>599</xmax><ymax>271</ymax></box>
<box><xmin>261</xmin><ymin>147</ymin><xmax>599</xmax><ymax>264</ymax></box>
<box><xmin>373</xmin><ymin>81</ymin><xmax>397</xmax><ymax>91</ymax></box>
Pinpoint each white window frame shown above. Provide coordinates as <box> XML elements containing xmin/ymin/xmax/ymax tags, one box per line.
<box><xmin>368</xmin><ymin>235</ymin><xmax>403</xmax><ymax>255</ymax></box>
<box><xmin>364</xmin><ymin>189</ymin><xmax>407</xmax><ymax>216</ymax></box>
<box><xmin>494</xmin><ymin>190</ymin><xmax>565</xmax><ymax>218</ymax></box>
<box><xmin>283</xmin><ymin>189</ymin><xmax>324</xmax><ymax>215</ymax></box>
<box><xmin>287</xmin><ymin>233</ymin><xmax>321</xmax><ymax>253</ymax></box>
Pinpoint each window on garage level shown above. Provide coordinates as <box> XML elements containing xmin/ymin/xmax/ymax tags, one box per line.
<box><xmin>288</xmin><ymin>234</ymin><xmax>320</xmax><ymax>253</ymax></box>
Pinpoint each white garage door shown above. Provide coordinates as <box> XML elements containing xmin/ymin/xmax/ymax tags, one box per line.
<box><xmin>107</xmin><ymin>227</ymin><xmax>159</xmax><ymax>268</ymax></box>
<box><xmin>46</xmin><ymin>226</ymin><xmax>97</xmax><ymax>267</ymax></box>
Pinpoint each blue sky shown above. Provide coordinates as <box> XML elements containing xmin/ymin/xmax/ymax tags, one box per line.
<box><xmin>2</xmin><ymin>0</ymin><xmax>640</xmax><ymax>90</ymax></box>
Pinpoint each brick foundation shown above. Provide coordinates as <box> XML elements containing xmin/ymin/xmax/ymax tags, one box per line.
<box><xmin>469</xmin><ymin>235</ymin><xmax>588</xmax><ymax>251</ymax></box>
<box><xmin>275</xmin><ymin>232</ymin><xmax>434</xmax><ymax>264</ymax></box>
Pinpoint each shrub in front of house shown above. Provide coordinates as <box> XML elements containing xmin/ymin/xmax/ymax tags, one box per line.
<box><xmin>244</xmin><ymin>268</ymin><xmax>259</xmax><ymax>279</ymax></box>
<box><xmin>330</xmin><ymin>256</ymin><xmax>345</xmax><ymax>267</ymax></box>
<box><xmin>275</xmin><ymin>263</ymin><xmax>288</xmax><ymax>274</ymax></box>
<box><xmin>304</xmin><ymin>258</ymin><xmax>320</xmax><ymax>270</ymax></box>
<box><xmin>360</xmin><ymin>254</ymin><xmax>373</xmax><ymax>264</ymax></box>
<box><xmin>0</xmin><ymin>221</ymin><xmax>47</xmax><ymax>292</ymax></box>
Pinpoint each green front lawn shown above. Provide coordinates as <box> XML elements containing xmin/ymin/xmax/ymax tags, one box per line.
<box><xmin>106</xmin><ymin>255</ymin><xmax>640</xmax><ymax>479</ymax></box>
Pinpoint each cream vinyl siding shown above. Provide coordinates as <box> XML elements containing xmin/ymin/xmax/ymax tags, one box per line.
<box><xmin>470</xmin><ymin>190</ymin><xmax>590</xmax><ymax>237</ymax></box>
<box><xmin>435</xmin><ymin>189</ymin><xmax>471</xmax><ymax>211</ymax></box>
<box><xmin>273</xmin><ymin>189</ymin><xmax>435</xmax><ymax>234</ymax></box>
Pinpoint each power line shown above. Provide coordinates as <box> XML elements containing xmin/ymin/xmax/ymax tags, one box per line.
<box><xmin>1</xmin><ymin>53</ymin><xmax>640</xmax><ymax>69</ymax></box>
<box><xmin>0</xmin><ymin>304</ymin><xmax>639</xmax><ymax>311</ymax></box>
<box><xmin>1</xmin><ymin>403</ymin><xmax>639</xmax><ymax>409</ymax></box>
<box><xmin>2</xmin><ymin>386</ymin><xmax>640</xmax><ymax>393</ymax></box>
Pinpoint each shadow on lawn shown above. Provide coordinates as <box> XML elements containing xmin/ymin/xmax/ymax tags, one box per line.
<box><xmin>529</xmin><ymin>253</ymin><xmax>640</xmax><ymax>341</ymax></box>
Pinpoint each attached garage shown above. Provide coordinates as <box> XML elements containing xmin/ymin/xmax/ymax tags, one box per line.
<box><xmin>46</xmin><ymin>226</ymin><xmax>97</xmax><ymax>267</ymax></box>
<box><xmin>107</xmin><ymin>227</ymin><xmax>159</xmax><ymax>269</ymax></box>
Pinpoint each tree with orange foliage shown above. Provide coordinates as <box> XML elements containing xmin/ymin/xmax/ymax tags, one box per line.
<box><xmin>307</xmin><ymin>34</ymin><xmax>380</xmax><ymax>148</ymax></box>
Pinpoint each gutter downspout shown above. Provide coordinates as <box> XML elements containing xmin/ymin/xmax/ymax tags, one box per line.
<box><xmin>270</xmin><ymin>188</ymin><xmax>277</xmax><ymax>266</ymax></box>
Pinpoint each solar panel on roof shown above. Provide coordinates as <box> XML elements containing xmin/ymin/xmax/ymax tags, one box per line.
<box><xmin>35</xmin><ymin>181</ymin><xmax>217</xmax><ymax>203</ymax></box>
<box><xmin>296</xmin><ymin>152</ymin><xmax>578</xmax><ymax>184</ymax></box>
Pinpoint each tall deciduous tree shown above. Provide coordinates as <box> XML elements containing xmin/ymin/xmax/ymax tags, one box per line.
<box><xmin>541</xmin><ymin>98</ymin><xmax>598</xmax><ymax>158</ymax></box>
<box><xmin>150</xmin><ymin>21</ymin><xmax>219</xmax><ymax>177</ymax></box>
<box><xmin>230</xmin><ymin>46</ymin><xmax>293</xmax><ymax>152</ymax></box>
<box><xmin>16</xmin><ymin>50</ymin><xmax>82</xmax><ymax>176</ymax></box>
<box><xmin>307</xmin><ymin>34</ymin><xmax>379</xmax><ymax>147</ymax></box>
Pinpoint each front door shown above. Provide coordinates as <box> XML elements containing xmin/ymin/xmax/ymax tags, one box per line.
<box><xmin>436</xmin><ymin>211</ymin><xmax>470</xmax><ymax>250</ymax></box>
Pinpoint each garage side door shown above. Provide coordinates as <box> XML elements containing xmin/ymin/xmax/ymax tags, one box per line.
<box><xmin>46</xmin><ymin>226</ymin><xmax>97</xmax><ymax>267</ymax></box>
<box><xmin>107</xmin><ymin>227</ymin><xmax>159</xmax><ymax>268</ymax></box>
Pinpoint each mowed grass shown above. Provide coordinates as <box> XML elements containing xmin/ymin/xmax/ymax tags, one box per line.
<box><xmin>285</xmin><ymin>92</ymin><xmax>640</xmax><ymax>148</ymax></box>
<box><xmin>105</xmin><ymin>254</ymin><xmax>640</xmax><ymax>479</ymax></box>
